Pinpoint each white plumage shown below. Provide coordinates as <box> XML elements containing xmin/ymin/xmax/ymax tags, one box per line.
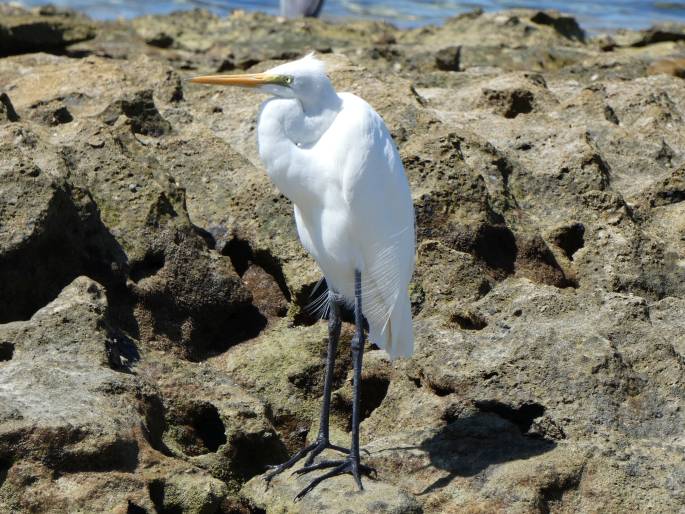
<box><xmin>256</xmin><ymin>56</ymin><xmax>415</xmax><ymax>359</ymax></box>
<box><xmin>191</xmin><ymin>54</ymin><xmax>415</xmax><ymax>358</ymax></box>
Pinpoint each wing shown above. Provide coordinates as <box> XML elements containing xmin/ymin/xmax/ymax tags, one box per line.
<box><xmin>337</xmin><ymin>94</ymin><xmax>415</xmax><ymax>352</ymax></box>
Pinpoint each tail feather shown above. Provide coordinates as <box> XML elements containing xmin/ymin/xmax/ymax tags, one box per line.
<box><xmin>369</xmin><ymin>294</ymin><xmax>413</xmax><ymax>360</ymax></box>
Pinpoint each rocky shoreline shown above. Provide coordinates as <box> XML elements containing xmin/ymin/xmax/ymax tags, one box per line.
<box><xmin>1</xmin><ymin>4</ymin><xmax>684</xmax><ymax>513</ymax></box>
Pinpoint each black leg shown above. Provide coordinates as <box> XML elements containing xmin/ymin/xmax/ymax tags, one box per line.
<box><xmin>264</xmin><ymin>291</ymin><xmax>347</xmax><ymax>484</ymax></box>
<box><xmin>349</xmin><ymin>269</ymin><xmax>365</xmax><ymax>487</ymax></box>
<box><xmin>294</xmin><ymin>270</ymin><xmax>374</xmax><ymax>500</ymax></box>
<box><xmin>315</xmin><ymin>294</ymin><xmax>341</xmax><ymax>452</ymax></box>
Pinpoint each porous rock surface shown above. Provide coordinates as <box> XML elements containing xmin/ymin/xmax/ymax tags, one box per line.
<box><xmin>0</xmin><ymin>5</ymin><xmax>683</xmax><ymax>513</ymax></box>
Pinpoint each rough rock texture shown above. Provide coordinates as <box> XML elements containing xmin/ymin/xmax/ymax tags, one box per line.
<box><xmin>0</xmin><ymin>5</ymin><xmax>684</xmax><ymax>513</ymax></box>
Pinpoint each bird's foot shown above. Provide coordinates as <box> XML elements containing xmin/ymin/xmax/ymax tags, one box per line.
<box><xmin>264</xmin><ymin>437</ymin><xmax>348</xmax><ymax>486</ymax></box>
<box><xmin>293</xmin><ymin>456</ymin><xmax>376</xmax><ymax>500</ymax></box>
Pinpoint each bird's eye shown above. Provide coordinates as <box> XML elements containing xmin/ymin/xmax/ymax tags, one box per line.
<box><xmin>284</xmin><ymin>76</ymin><xmax>293</xmax><ymax>85</ymax></box>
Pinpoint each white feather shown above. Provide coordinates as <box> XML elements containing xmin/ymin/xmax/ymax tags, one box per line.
<box><xmin>256</xmin><ymin>56</ymin><xmax>415</xmax><ymax>359</ymax></box>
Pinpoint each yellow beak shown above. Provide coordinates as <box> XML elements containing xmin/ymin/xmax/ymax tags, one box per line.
<box><xmin>189</xmin><ymin>72</ymin><xmax>283</xmax><ymax>88</ymax></box>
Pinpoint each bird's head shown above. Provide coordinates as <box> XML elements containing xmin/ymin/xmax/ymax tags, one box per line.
<box><xmin>190</xmin><ymin>53</ymin><xmax>331</xmax><ymax>101</ymax></box>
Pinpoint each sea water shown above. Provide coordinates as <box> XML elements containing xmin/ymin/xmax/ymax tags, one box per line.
<box><xmin>10</xmin><ymin>0</ymin><xmax>685</xmax><ymax>32</ymax></box>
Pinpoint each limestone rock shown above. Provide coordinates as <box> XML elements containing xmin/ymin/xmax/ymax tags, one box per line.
<box><xmin>0</xmin><ymin>5</ymin><xmax>684</xmax><ymax>513</ymax></box>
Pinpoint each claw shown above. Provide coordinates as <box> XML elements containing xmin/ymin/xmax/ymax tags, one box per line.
<box><xmin>264</xmin><ymin>438</ymin><xmax>349</xmax><ymax>485</ymax></box>
<box><xmin>293</xmin><ymin>456</ymin><xmax>374</xmax><ymax>500</ymax></box>
<box><xmin>292</xmin><ymin>459</ymin><xmax>341</xmax><ymax>476</ymax></box>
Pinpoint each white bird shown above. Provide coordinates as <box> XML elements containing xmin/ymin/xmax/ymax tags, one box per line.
<box><xmin>191</xmin><ymin>54</ymin><xmax>415</xmax><ymax>498</ymax></box>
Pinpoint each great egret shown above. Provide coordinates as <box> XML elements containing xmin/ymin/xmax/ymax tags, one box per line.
<box><xmin>280</xmin><ymin>0</ymin><xmax>325</xmax><ymax>17</ymax></box>
<box><xmin>191</xmin><ymin>54</ymin><xmax>415</xmax><ymax>498</ymax></box>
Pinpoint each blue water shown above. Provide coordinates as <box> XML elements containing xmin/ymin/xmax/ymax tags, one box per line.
<box><xmin>11</xmin><ymin>0</ymin><xmax>685</xmax><ymax>32</ymax></box>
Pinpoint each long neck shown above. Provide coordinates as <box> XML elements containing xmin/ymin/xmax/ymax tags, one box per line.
<box><xmin>257</xmin><ymin>92</ymin><xmax>341</xmax><ymax>206</ymax></box>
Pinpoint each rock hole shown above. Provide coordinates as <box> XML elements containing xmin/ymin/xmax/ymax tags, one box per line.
<box><xmin>475</xmin><ymin>400</ymin><xmax>546</xmax><ymax>434</ymax></box>
<box><xmin>603</xmin><ymin>104</ymin><xmax>619</xmax><ymax>124</ymax></box>
<box><xmin>451</xmin><ymin>310</ymin><xmax>487</xmax><ymax>330</ymax></box>
<box><xmin>192</xmin><ymin>304</ymin><xmax>268</xmax><ymax>360</ymax></box>
<box><xmin>171</xmin><ymin>403</ymin><xmax>227</xmax><ymax>456</ymax></box>
<box><xmin>473</xmin><ymin>225</ymin><xmax>517</xmax><ymax>277</ymax></box>
<box><xmin>517</xmin><ymin>234</ymin><xmax>577</xmax><ymax>288</ymax></box>
<box><xmin>266</xmin><ymin>412</ymin><xmax>309</xmax><ymax>455</ymax></box>
<box><xmin>0</xmin><ymin>342</ymin><xmax>14</xmax><ymax>361</ymax></box>
<box><xmin>553</xmin><ymin>223</ymin><xmax>585</xmax><ymax>261</ymax></box>
<box><xmin>359</xmin><ymin>376</ymin><xmax>391</xmax><ymax>424</ymax></box>
<box><xmin>222</xmin><ymin>237</ymin><xmax>291</xmax><ymax>303</ymax></box>
<box><xmin>335</xmin><ymin>376</ymin><xmax>391</xmax><ymax>431</ymax></box>
<box><xmin>129</xmin><ymin>251</ymin><xmax>165</xmax><ymax>282</ymax></box>
<box><xmin>223</xmin><ymin>238</ymin><xmax>252</xmax><ymax>276</ymax></box>
<box><xmin>126</xmin><ymin>501</ymin><xmax>147</xmax><ymax>514</ymax></box>
<box><xmin>50</xmin><ymin>106</ymin><xmax>73</xmax><ymax>125</ymax></box>
<box><xmin>482</xmin><ymin>89</ymin><xmax>535</xmax><ymax>118</ymax></box>
<box><xmin>506</xmin><ymin>90</ymin><xmax>535</xmax><ymax>118</ymax></box>
<box><xmin>0</xmin><ymin>459</ymin><xmax>9</xmax><ymax>488</ymax></box>
<box><xmin>493</xmin><ymin>156</ymin><xmax>513</xmax><ymax>189</ymax></box>
<box><xmin>427</xmin><ymin>380</ymin><xmax>454</xmax><ymax>397</ymax></box>
<box><xmin>111</xmin><ymin>90</ymin><xmax>171</xmax><ymax>137</ymax></box>
<box><xmin>229</xmin><ymin>431</ymin><xmax>289</xmax><ymax>481</ymax></box>
<box><xmin>190</xmin><ymin>403</ymin><xmax>227</xmax><ymax>453</ymax></box>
